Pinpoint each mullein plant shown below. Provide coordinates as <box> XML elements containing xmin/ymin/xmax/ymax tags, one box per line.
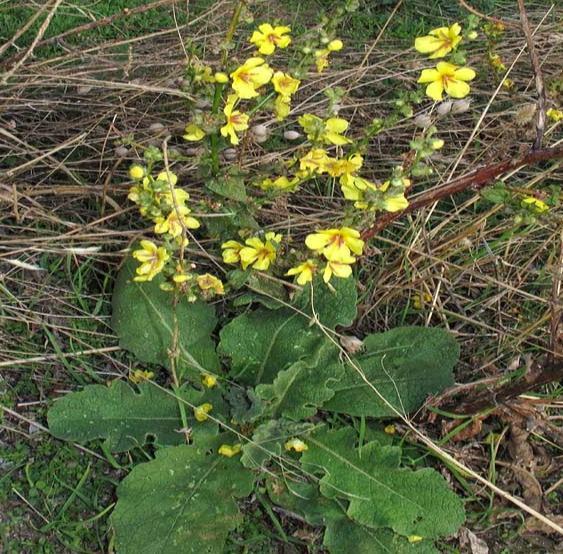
<box><xmin>126</xmin><ymin>19</ymin><xmax>478</xmax><ymax>299</ymax></box>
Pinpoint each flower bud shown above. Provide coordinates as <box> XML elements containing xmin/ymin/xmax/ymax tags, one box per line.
<box><xmin>223</xmin><ymin>148</ymin><xmax>237</xmax><ymax>161</ymax></box>
<box><xmin>451</xmin><ymin>99</ymin><xmax>471</xmax><ymax>114</ymax></box>
<box><xmin>214</xmin><ymin>72</ymin><xmax>229</xmax><ymax>83</ymax></box>
<box><xmin>430</xmin><ymin>138</ymin><xmax>444</xmax><ymax>150</ymax></box>
<box><xmin>414</xmin><ymin>114</ymin><xmax>432</xmax><ymax>128</ymax></box>
<box><xmin>467</xmin><ymin>30</ymin><xmax>478</xmax><ymax>40</ymax></box>
<box><xmin>436</xmin><ymin>101</ymin><xmax>452</xmax><ymax>116</ymax></box>
<box><xmin>302</xmin><ymin>46</ymin><xmax>312</xmax><ymax>54</ymax></box>
<box><xmin>128</xmin><ymin>164</ymin><xmax>146</xmax><ymax>180</ymax></box>
<box><xmin>328</xmin><ymin>39</ymin><xmax>343</xmax><ymax>51</ymax></box>
<box><xmin>251</xmin><ymin>124</ymin><xmax>269</xmax><ymax>138</ymax></box>
<box><xmin>283</xmin><ymin>130</ymin><xmax>301</xmax><ymax>141</ymax></box>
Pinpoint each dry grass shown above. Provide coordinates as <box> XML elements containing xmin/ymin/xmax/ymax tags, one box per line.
<box><xmin>1</xmin><ymin>0</ymin><xmax>562</xmax><ymax>551</ymax></box>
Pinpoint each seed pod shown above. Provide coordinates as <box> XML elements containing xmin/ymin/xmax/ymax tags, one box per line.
<box><xmin>223</xmin><ymin>148</ymin><xmax>237</xmax><ymax>161</ymax></box>
<box><xmin>254</xmin><ymin>134</ymin><xmax>268</xmax><ymax>143</ymax></box>
<box><xmin>340</xmin><ymin>335</ymin><xmax>364</xmax><ymax>354</ymax></box>
<box><xmin>283</xmin><ymin>130</ymin><xmax>301</xmax><ymax>141</ymax></box>
<box><xmin>251</xmin><ymin>124</ymin><xmax>269</xmax><ymax>138</ymax></box>
<box><xmin>114</xmin><ymin>146</ymin><xmax>129</xmax><ymax>158</ymax></box>
<box><xmin>149</xmin><ymin>122</ymin><xmax>165</xmax><ymax>132</ymax></box>
<box><xmin>436</xmin><ymin>101</ymin><xmax>453</xmax><ymax>116</ymax></box>
<box><xmin>451</xmin><ymin>99</ymin><xmax>471</xmax><ymax>115</ymax></box>
<box><xmin>414</xmin><ymin>114</ymin><xmax>432</xmax><ymax>128</ymax></box>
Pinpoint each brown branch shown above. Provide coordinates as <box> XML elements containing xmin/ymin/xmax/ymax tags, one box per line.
<box><xmin>517</xmin><ymin>0</ymin><xmax>547</xmax><ymax>150</ymax></box>
<box><xmin>446</xmin><ymin>359</ymin><xmax>563</xmax><ymax>415</ymax></box>
<box><xmin>361</xmin><ymin>145</ymin><xmax>563</xmax><ymax>241</ymax></box>
<box><xmin>457</xmin><ymin>0</ymin><xmax>518</xmax><ymax>28</ymax></box>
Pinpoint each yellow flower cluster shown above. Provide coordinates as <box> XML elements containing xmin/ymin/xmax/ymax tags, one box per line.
<box><xmin>222</xmin><ymin>232</ymin><xmax>282</xmax><ymax>272</ymax></box>
<box><xmin>414</xmin><ymin>23</ymin><xmax>476</xmax><ymax>101</ymax></box>
<box><xmin>314</xmin><ymin>39</ymin><xmax>343</xmax><ymax>73</ymax></box>
<box><xmin>286</xmin><ymin>227</ymin><xmax>364</xmax><ymax>285</ymax></box>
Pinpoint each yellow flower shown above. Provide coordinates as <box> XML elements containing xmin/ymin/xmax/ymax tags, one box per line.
<box><xmin>272</xmin><ymin>71</ymin><xmax>300</xmax><ymax>98</ymax></box>
<box><xmin>129</xmin><ymin>164</ymin><xmax>146</xmax><ymax>180</ymax></box>
<box><xmin>274</xmin><ymin>94</ymin><xmax>291</xmax><ymax>121</ymax></box>
<box><xmin>250</xmin><ymin>23</ymin><xmax>291</xmax><ymax>55</ymax></box>
<box><xmin>408</xmin><ymin>536</ymin><xmax>424</xmax><ymax>544</ymax></box>
<box><xmin>239</xmin><ymin>234</ymin><xmax>280</xmax><ymax>271</ymax></box>
<box><xmin>132</xmin><ymin>240</ymin><xmax>170</xmax><ymax>282</ymax></box>
<box><xmin>230</xmin><ymin>57</ymin><xmax>273</xmax><ymax>99</ymax></box>
<box><xmin>340</xmin><ymin>176</ymin><xmax>377</xmax><ymax>205</ymax></box>
<box><xmin>218</xmin><ymin>443</ymin><xmax>242</xmax><ymax>458</ymax></box>
<box><xmin>160</xmin><ymin>188</ymin><xmax>190</xmax><ymax>208</ymax></box>
<box><xmin>521</xmin><ymin>196</ymin><xmax>549</xmax><ymax>214</ymax></box>
<box><xmin>418</xmin><ymin>62</ymin><xmax>476</xmax><ymax>101</ymax></box>
<box><xmin>547</xmin><ymin>108</ymin><xmax>563</xmax><ymax>122</ymax></box>
<box><xmin>299</xmin><ymin>148</ymin><xmax>330</xmax><ymax>173</ymax></box>
<box><xmin>183</xmin><ymin>123</ymin><xmax>206</xmax><ymax>141</ymax></box>
<box><xmin>220</xmin><ymin>95</ymin><xmax>249</xmax><ymax>145</ymax></box>
<box><xmin>328</xmin><ymin>39</ymin><xmax>343</xmax><ymax>52</ymax></box>
<box><xmin>331</xmin><ymin>154</ymin><xmax>363</xmax><ymax>182</ymax></box>
<box><xmin>156</xmin><ymin>170</ymin><xmax>178</xmax><ymax>186</ymax></box>
<box><xmin>323</xmin><ymin>256</ymin><xmax>355</xmax><ymax>283</ymax></box>
<box><xmin>298</xmin><ymin>114</ymin><xmax>351</xmax><ymax>145</ymax></box>
<box><xmin>214</xmin><ymin>71</ymin><xmax>229</xmax><ymax>83</ymax></box>
<box><xmin>172</xmin><ymin>263</ymin><xmax>191</xmax><ymax>284</ymax></box>
<box><xmin>284</xmin><ymin>438</ymin><xmax>309</xmax><ymax>452</ymax></box>
<box><xmin>286</xmin><ymin>259</ymin><xmax>317</xmax><ymax>285</ymax></box>
<box><xmin>129</xmin><ymin>369</ymin><xmax>154</xmax><ymax>384</ymax></box>
<box><xmin>221</xmin><ymin>240</ymin><xmax>244</xmax><ymax>264</ymax></box>
<box><xmin>259</xmin><ymin>175</ymin><xmax>299</xmax><ymax>191</ymax></box>
<box><xmin>197</xmin><ymin>273</ymin><xmax>225</xmax><ymax>295</ymax></box>
<box><xmin>201</xmin><ymin>373</ymin><xmax>218</xmax><ymax>388</ymax></box>
<box><xmin>414</xmin><ymin>23</ymin><xmax>462</xmax><ymax>59</ymax></box>
<box><xmin>382</xmin><ymin>192</ymin><xmax>409</xmax><ymax>212</ymax></box>
<box><xmin>305</xmin><ymin>227</ymin><xmax>364</xmax><ymax>261</ymax></box>
<box><xmin>314</xmin><ymin>49</ymin><xmax>330</xmax><ymax>73</ymax></box>
<box><xmin>194</xmin><ymin>403</ymin><xmax>213</xmax><ymax>422</ymax></box>
<box><xmin>413</xmin><ymin>292</ymin><xmax>432</xmax><ymax>310</ymax></box>
<box><xmin>154</xmin><ymin>206</ymin><xmax>200</xmax><ymax>237</ymax></box>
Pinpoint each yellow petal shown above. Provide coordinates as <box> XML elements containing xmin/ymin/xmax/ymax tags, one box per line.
<box><xmin>415</xmin><ymin>36</ymin><xmax>444</xmax><ymax>54</ymax></box>
<box><xmin>426</xmin><ymin>80</ymin><xmax>444</xmax><ymax>101</ymax></box>
<box><xmin>444</xmin><ymin>79</ymin><xmax>470</xmax><ymax>98</ymax></box>
<box><xmin>305</xmin><ymin>233</ymin><xmax>330</xmax><ymax>251</ymax></box>
<box><xmin>453</xmin><ymin>67</ymin><xmax>476</xmax><ymax>81</ymax></box>
<box><xmin>417</xmin><ymin>68</ymin><xmax>441</xmax><ymax>83</ymax></box>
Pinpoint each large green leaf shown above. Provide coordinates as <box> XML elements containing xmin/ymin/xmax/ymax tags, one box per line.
<box><xmin>267</xmin><ymin>478</ymin><xmax>438</xmax><ymax>554</ymax></box>
<box><xmin>301</xmin><ymin>427</ymin><xmax>465</xmax><ymax>538</ymax></box>
<box><xmin>218</xmin><ymin>277</ymin><xmax>357</xmax><ymax>386</ymax></box>
<box><xmin>112</xmin><ymin>255</ymin><xmax>219</xmax><ymax>379</ymax></box>
<box><xmin>256</xmin><ymin>341</ymin><xmax>343</xmax><ymax>420</ymax></box>
<box><xmin>323</xmin><ymin>327</ymin><xmax>459</xmax><ymax>417</ymax></box>
<box><xmin>325</xmin><ymin>517</ymin><xmax>439</xmax><ymax>554</ymax></box>
<box><xmin>240</xmin><ymin>419</ymin><xmax>314</xmax><ymax>469</ymax></box>
<box><xmin>218</xmin><ymin>307</ymin><xmax>326</xmax><ymax>385</ymax></box>
<box><xmin>47</xmin><ymin>381</ymin><xmax>220</xmax><ymax>452</ymax></box>
<box><xmin>48</xmin><ymin>381</ymin><xmax>185</xmax><ymax>452</ymax></box>
<box><xmin>293</xmin><ymin>275</ymin><xmax>357</xmax><ymax>328</ymax></box>
<box><xmin>112</xmin><ymin>436</ymin><xmax>255</xmax><ymax>554</ymax></box>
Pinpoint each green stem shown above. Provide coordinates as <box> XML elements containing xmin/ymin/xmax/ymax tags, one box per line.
<box><xmin>222</xmin><ymin>0</ymin><xmax>245</xmax><ymax>66</ymax></box>
<box><xmin>210</xmin><ymin>83</ymin><xmax>224</xmax><ymax>175</ymax></box>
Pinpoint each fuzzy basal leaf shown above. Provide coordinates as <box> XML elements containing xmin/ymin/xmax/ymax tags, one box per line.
<box><xmin>48</xmin><ymin>381</ymin><xmax>185</xmax><ymax>452</ymax></box>
<box><xmin>256</xmin><ymin>341</ymin><xmax>343</xmax><ymax>420</ymax></box>
<box><xmin>218</xmin><ymin>278</ymin><xmax>356</xmax><ymax>386</ymax></box>
<box><xmin>112</xmin><ymin>254</ymin><xmax>219</xmax><ymax>379</ymax></box>
<box><xmin>112</xmin><ymin>436</ymin><xmax>254</xmax><ymax>554</ymax></box>
<box><xmin>324</xmin><ymin>327</ymin><xmax>459</xmax><ymax>417</ymax></box>
<box><xmin>301</xmin><ymin>427</ymin><xmax>465</xmax><ymax>538</ymax></box>
<box><xmin>48</xmin><ymin>381</ymin><xmax>218</xmax><ymax>452</ymax></box>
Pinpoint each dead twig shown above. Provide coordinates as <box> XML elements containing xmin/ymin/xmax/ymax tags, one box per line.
<box><xmin>517</xmin><ymin>0</ymin><xmax>547</xmax><ymax>149</ymax></box>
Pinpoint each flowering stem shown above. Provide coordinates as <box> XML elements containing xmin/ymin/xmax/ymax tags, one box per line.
<box><xmin>221</xmin><ymin>0</ymin><xmax>245</xmax><ymax>66</ymax></box>
<box><xmin>209</xmin><ymin>84</ymin><xmax>223</xmax><ymax>175</ymax></box>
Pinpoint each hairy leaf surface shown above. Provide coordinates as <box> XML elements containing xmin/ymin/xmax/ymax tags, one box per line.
<box><xmin>301</xmin><ymin>427</ymin><xmax>465</xmax><ymax>538</ymax></box>
<box><xmin>324</xmin><ymin>327</ymin><xmax>458</xmax><ymax>417</ymax></box>
<box><xmin>112</xmin><ymin>436</ymin><xmax>254</xmax><ymax>554</ymax></box>
<box><xmin>112</xmin><ymin>255</ymin><xmax>219</xmax><ymax>378</ymax></box>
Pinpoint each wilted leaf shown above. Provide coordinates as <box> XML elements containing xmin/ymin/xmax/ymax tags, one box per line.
<box><xmin>112</xmin><ymin>254</ymin><xmax>219</xmax><ymax>379</ymax></box>
<box><xmin>112</xmin><ymin>436</ymin><xmax>254</xmax><ymax>554</ymax></box>
<box><xmin>324</xmin><ymin>327</ymin><xmax>458</xmax><ymax>417</ymax></box>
